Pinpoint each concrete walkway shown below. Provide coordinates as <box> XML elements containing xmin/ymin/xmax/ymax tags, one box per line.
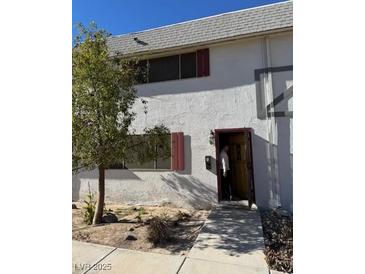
<box><xmin>73</xmin><ymin>205</ymin><xmax>269</xmax><ymax>274</ymax></box>
<box><xmin>180</xmin><ymin>205</ymin><xmax>269</xmax><ymax>274</ymax></box>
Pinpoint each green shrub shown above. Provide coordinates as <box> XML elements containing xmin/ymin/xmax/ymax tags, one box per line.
<box><xmin>82</xmin><ymin>193</ymin><xmax>96</xmax><ymax>225</ymax></box>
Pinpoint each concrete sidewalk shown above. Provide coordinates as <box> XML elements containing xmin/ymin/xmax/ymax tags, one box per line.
<box><xmin>72</xmin><ymin>241</ymin><xmax>185</xmax><ymax>274</ymax></box>
<box><xmin>180</xmin><ymin>205</ymin><xmax>269</xmax><ymax>274</ymax></box>
<box><xmin>73</xmin><ymin>205</ymin><xmax>269</xmax><ymax>274</ymax></box>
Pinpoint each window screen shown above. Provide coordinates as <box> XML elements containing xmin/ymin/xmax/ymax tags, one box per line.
<box><xmin>149</xmin><ymin>55</ymin><xmax>179</xmax><ymax>82</ymax></box>
<box><xmin>136</xmin><ymin>50</ymin><xmax>208</xmax><ymax>84</ymax></box>
<box><xmin>181</xmin><ymin>52</ymin><xmax>197</xmax><ymax>79</ymax></box>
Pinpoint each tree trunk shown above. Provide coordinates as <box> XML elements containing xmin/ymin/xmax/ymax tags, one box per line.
<box><xmin>92</xmin><ymin>165</ymin><xmax>105</xmax><ymax>224</ymax></box>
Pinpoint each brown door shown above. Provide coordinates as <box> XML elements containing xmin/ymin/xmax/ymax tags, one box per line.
<box><xmin>227</xmin><ymin>133</ymin><xmax>249</xmax><ymax>200</ymax></box>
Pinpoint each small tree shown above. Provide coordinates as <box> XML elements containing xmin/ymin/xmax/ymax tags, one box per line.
<box><xmin>73</xmin><ymin>23</ymin><xmax>170</xmax><ymax>224</ymax></box>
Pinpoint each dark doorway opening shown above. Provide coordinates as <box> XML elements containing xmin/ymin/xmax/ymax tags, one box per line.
<box><xmin>215</xmin><ymin>128</ymin><xmax>256</xmax><ymax>207</ymax></box>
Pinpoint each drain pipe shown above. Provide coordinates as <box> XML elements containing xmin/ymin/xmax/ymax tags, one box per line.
<box><xmin>263</xmin><ymin>37</ymin><xmax>281</xmax><ymax>209</ymax></box>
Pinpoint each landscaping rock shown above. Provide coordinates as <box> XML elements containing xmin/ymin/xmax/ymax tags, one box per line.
<box><xmin>250</xmin><ymin>203</ymin><xmax>258</xmax><ymax>210</ymax></box>
<box><xmin>125</xmin><ymin>234</ymin><xmax>137</xmax><ymax>241</ymax></box>
<box><xmin>102</xmin><ymin>213</ymin><xmax>118</xmax><ymax>223</ymax></box>
<box><xmin>72</xmin><ymin>204</ymin><xmax>78</xmax><ymax>209</ymax></box>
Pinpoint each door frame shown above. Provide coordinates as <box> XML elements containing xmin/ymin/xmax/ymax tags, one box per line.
<box><xmin>215</xmin><ymin>127</ymin><xmax>256</xmax><ymax>206</ymax></box>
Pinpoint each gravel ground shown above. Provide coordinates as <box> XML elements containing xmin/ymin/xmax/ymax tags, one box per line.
<box><xmin>260</xmin><ymin>209</ymin><xmax>293</xmax><ymax>273</ymax></box>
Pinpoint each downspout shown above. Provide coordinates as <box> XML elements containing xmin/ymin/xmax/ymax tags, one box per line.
<box><xmin>262</xmin><ymin>37</ymin><xmax>281</xmax><ymax>208</ymax></box>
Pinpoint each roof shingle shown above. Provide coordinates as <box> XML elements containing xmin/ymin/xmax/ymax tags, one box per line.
<box><xmin>107</xmin><ymin>1</ymin><xmax>292</xmax><ymax>56</ymax></box>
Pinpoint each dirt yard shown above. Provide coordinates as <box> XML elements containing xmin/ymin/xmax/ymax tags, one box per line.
<box><xmin>72</xmin><ymin>202</ymin><xmax>210</xmax><ymax>255</ymax></box>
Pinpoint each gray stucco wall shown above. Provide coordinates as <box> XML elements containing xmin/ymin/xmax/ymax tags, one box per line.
<box><xmin>72</xmin><ymin>32</ymin><xmax>293</xmax><ymax>211</ymax></box>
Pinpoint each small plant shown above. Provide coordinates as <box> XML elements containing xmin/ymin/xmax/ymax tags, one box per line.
<box><xmin>138</xmin><ymin>207</ymin><xmax>146</xmax><ymax>215</ymax></box>
<box><xmin>147</xmin><ymin>215</ymin><xmax>171</xmax><ymax>244</ymax></box>
<box><xmin>135</xmin><ymin>207</ymin><xmax>147</xmax><ymax>223</ymax></box>
<box><xmin>136</xmin><ymin>211</ymin><xmax>143</xmax><ymax>223</ymax></box>
<box><xmin>82</xmin><ymin>193</ymin><xmax>96</xmax><ymax>225</ymax></box>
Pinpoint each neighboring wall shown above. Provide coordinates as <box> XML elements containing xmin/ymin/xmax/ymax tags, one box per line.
<box><xmin>72</xmin><ymin>31</ymin><xmax>293</xmax><ymax>211</ymax></box>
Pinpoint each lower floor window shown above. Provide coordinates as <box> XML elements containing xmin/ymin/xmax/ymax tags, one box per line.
<box><xmin>109</xmin><ymin>134</ymin><xmax>171</xmax><ymax>170</ymax></box>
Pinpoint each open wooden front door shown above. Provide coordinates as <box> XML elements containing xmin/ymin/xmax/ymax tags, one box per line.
<box><xmin>215</xmin><ymin>128</ymin><xmax>256</xmax><ymax>206</ymax></box>
<box><xmin>227</xmin><ymin>134</ymin><xmax>249</xmax><ymax>200</ymax></box>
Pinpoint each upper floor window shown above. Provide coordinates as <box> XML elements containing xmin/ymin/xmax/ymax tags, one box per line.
<box><xmin>181</xmin><ymin>52</ymin><xmax>197</xmax><ymax>79</ymax></box>
<box><xmin>149</xmin><ymin>55</ymin><xmax>179</xmax><ymax>82</ymax></box>
<box><xmin>136</xmin><ymin>48</ymin><xmax>209</xmax><ymax>84</ymax></box>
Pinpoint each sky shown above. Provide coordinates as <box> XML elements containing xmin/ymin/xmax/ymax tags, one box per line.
<box><xmin>72</xmin><ymin>0</ymin><xmax>287</xmax><ymax>38</ymax></box>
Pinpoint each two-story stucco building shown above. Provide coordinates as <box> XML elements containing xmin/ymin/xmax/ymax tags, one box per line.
<box><xmin>72</xmin><ymin>1</ymin><xmax>293</xmax><ymax>212</ymax></box>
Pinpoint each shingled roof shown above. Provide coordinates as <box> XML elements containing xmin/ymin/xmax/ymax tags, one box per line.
<box><xmin>107</xmin><ymin>1</ymin><xmax>292</xmax><ymax>56</ymax></box>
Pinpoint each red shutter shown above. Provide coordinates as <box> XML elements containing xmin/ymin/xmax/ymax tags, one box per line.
<box><xmin>197</xmin><ymin>48</ymin><xmax>210</xmax><ymax>77</ymax></box>
<box><xmin>171</xmin><ymin>132</ymin><xmax>184</xmax><ymax>171</ymax></box>
<box><xmin>171</xmin><ymin>133</ymin><xmax>178</xmax><ymax>170</ymax></box>
<box><xmin>177</xmin><ymin>132</ymin><xmax>184</xmax><ymax>170</ymax></box>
